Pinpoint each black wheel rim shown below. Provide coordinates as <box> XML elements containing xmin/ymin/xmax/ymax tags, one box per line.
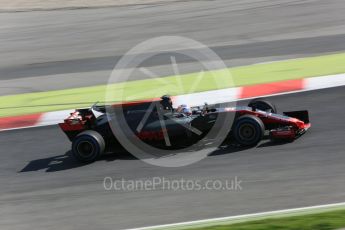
<box><xmin>77</xmin><ymin>141</ymin><xmax>94</xmax><ymax>158</ymax></box>
<box><xmin>239</xmin><ymin>124</ymin><xmax>256</xmax><ymax>141</ymax></box>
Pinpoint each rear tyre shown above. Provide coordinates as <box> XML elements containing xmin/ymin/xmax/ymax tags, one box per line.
<box><xmin>72</xmin><ymin>130</ymin><xmax>105</xmax><ymax>163</ymax></box>
<box><xmin>233</xmin><ymin>115</ymin><xmax>265</xmax><ymax>146</ymax></box>
<box><xmin>248</xmin><ymin>98</ymin><xmax>277</xmax><ymax>113</ymax></box>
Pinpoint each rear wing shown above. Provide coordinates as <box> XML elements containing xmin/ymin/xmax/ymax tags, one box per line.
<box><xmin>283</xmin><ymin>110</ymin><xmax>310</xmax><ymax>124</ymax></box>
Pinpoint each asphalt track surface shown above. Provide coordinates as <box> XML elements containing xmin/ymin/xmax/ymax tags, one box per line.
<box><xmin>1</xmin><ymin>0</ymin><xmax>345</xmax><ymax>95</ymax></box>
<box><xmin>1</xmin><ymin>87</ymin><xmax>345</xmax><ymax>230</ymax></box>
<box><xmin>1</xmin><ymin>0</ymin><xmax>345</xmax><ymax>229</ymax></box>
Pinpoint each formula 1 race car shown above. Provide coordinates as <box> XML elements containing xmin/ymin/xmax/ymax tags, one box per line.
<box><xmin>59</xmin><ymin>97</ymin><xmax>311</xmax><ymax>163</ymax></box>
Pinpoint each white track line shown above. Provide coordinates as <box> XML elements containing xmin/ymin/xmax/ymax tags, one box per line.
<box><xmin>173</xmin><ymin>87</ymin><xmax>240</xmax><ymax>107</ymax></box>
<box><xmin>305</xmin><ymin>74</ymin><xmax>345</xmax><ymax>90</ymax></box>
<box><xmin>126</xmin><ymin>202</ymin><xmax>345</xmax><ymax>230</ymax></box>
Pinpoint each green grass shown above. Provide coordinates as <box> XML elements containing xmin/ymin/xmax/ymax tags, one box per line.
<box><xmin>185</xmin><ymin>209</ymin><xmax>345</xmax><ymax>230</ymax></box>
<box><xmin>1</xmin><ymin>52</ymin><xmax>345</xmax><ymax>117</ymax></box>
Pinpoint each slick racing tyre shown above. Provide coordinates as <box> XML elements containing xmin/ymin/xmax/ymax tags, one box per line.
<box><xmin>72</xmin><ymin>130</ymin><xmax>105</xmax><ymax>163</ymax></box>
<box><xmin>248</xmin><ymin>98</ymin><xmax>277</xmax><ymax>113</ymax></box>
<box><xmin>233</xmin><ymin>115</ymin><xmax>265</xmax><ymax>146</ymax></box>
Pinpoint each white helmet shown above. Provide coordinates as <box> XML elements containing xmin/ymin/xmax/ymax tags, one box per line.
<box><xmin>177</xmin><ymin>104</ymin><xmax>191</xmax><ymax>114</ymax></box>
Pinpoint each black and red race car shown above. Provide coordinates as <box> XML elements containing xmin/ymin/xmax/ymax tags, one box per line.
<box><xmin>59</xmin><ymin>97</ymin><xmax>310</xmax><ymax>163</ymax></box>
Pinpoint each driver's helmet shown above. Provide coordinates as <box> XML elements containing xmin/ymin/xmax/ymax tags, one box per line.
<box><xmin>160</xmin><ymin>95</ymin><xmax>173</xmax><ymax>110</ymax></box>
<box><xmin>176</xmin><ymin>104</ymin><xmax>191</xmax><ymax>115</ymax></box>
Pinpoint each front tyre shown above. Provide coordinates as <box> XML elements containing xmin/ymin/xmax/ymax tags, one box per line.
<box><xmin>233</xmin><ymin>115</ymin><xmax>265</xmax><ymax>146</ymax></box>
<box><xmin>72</xmin><ymin>130</ymin><xmax>105</xmax><ymax>163</ymax></box>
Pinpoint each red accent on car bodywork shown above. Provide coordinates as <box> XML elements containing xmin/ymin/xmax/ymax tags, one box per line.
<box><xmin>240</xmin><ymin>79</ymin><xmax>304</xmax><ymax>98</ymax></box>
<box><xmin>229</xmin><ymin>108</ymin><xmax>310</xmax><ymax>140</ymax></box>
<box><xmin>111</xmin><ymin>98</ymin><xmax>162</xmax><ymax>108</ymax></box>
<box><xmin>58</xmin><ymin>122</ymin><xmax>85</xmax><ymax>131</ymax></box>
<box><xmin>270</xmin><ymin>128</ymin><xmax>296</xmax><ymax>139</ymax></box>
<box><xmin>58</xmin><ymin>111</ymin><xmax>87</xmax><ymax>132</ymax></box>
<box><xmin>137</xmin><ymin>130</ymin><xmax>165</xmax><ymax>141</ymax></box>
<box><xmin>304</xmin><ymin>123</ymin><xmax>311</xmax><ymax>129</ymax></box>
